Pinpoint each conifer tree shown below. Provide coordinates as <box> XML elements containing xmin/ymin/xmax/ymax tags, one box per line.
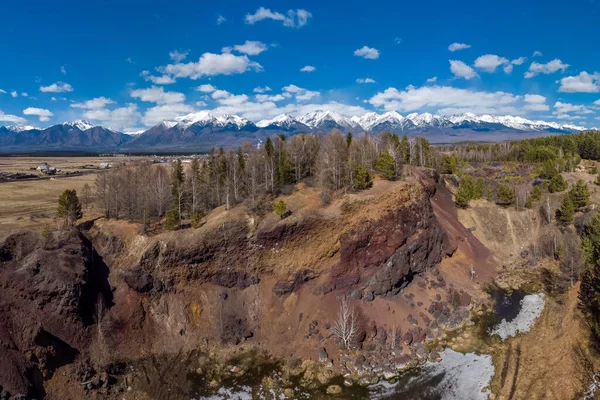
<box><xmin>57</xmin><ymin>189</ymin><xmax>83</xmax><ymax>227</ymax></box>
<box><xmin>559</xmin><ymin>194</ymin><xmax>575</xmax><ymax>226</ymax></box>
<box><xmin>375</xmin><ymin>151</ymin><xmax>397</xmax><ymax>180</ymax></box>
<box><xmin>352</xmin><ymin>164</ymin><xmax>373</xmax><ymax>191</ymax></box>
<box><xmin>569</xmin><ymin>179</ymin><xmax>589</xmax><ymax>209</ymax></box>
<box><xmin>497</xmin><ymin>183</ymin><xmax>516</xmax><ymax>206</ymax></box>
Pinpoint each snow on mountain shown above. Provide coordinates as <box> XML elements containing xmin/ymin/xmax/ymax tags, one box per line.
<box><xmin>6</xmin><ymin>125</ymin><xmax>39</xmax><ymax>132</ymax></box>
<box><xmin>62</xmin><ymin>120</ymin><xmax>94</xmax><ymax>130</ymax></box>
<box><xmin>256</xmin><ymin>114</ymin><xmax>297</xmax><ymax>128</ymax></box>
<box><xmin>172</xmin><ymin>111</ymin><xmax>253</xmax><ymax>130</ymax></box>
<box><xmin>298</xmin><ymin>110</ymin><xmax>363</xmax><ymax>131</ymax></box>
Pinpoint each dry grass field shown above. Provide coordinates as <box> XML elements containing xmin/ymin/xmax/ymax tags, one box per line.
<box><xmin>0</xmin><ymin>156</ymin><xmax>145</xmax><ymax>238</ymax></box>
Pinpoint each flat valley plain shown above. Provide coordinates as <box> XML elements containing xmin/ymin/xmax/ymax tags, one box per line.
<box><xmin>0</xmin><ymin>156</ymin><xmax>140</xmax><ymax>237</ymax></box>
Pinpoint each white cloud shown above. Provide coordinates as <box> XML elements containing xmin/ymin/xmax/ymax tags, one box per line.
<box><xmin>39</xmin><ymin>82</ymin><xmax>74</xmax><ymax>93</ymax></box>
<box><xmin>61</xmin><ymin>65</ymin><xmax>67</xmax><ymax>75</ymax></box>
<box><xmin>394</xmin><ymin>37</ymin><xmax>402</xmax><ymax>44</ymax></box>
<box><xmin>71</xmin><ymin>97</ymin><xmax>115</xmax><ymax>109</ymax></box>
<box><xmin>533</xmin><ymin>50</ymin><xmax>543</xmax><ymax>57</ymax></box>
<box><xmin>21</xmin><ymin>92</ymin><xmax>28</xmax><ymax>97</ymax></box>
<box><xmin>594</xmin><ymin>99</ymin><xmax>600</xmax><ymax>106</ymax></box>
<box><xmin>223</xmin><ymin>40</ymin><xmax>268</xmax><ymax>55</ymax></box>
<box><xmin>553</xmin><ymin>101</ymin><xmax>593</xmax><ymax>114</ymax></box>
<box><xmin>474</xmin><ymin>54</ymin><xmax>509</xmax><ymax>73</ymax></box>
<box><xmin>426</xmin><ymin>76</ymin><xmax>438</xmax><ymax>83</ymax></box>
<box><xmin>140</xmin><ymin>70</ymin><xmax>176</xmax><ymax>85</ymax></box>
<box><xmin>130</xmin><ymin>86</ymin><xmax>186</xmax><ymax>104</ymax></box>
<box><xmin>368</xmin><ymin>85</ymin><xmax>521</xmax><ymax>115</ymax></box>
<box><xmin>356</xmin><ymin>78</ymin><xmax>376</xmax><ymax>84</ymax></box>
<box><xmin>448</xmin><ymin>42</ymin><xmax>471</xmax><ymax>52</ymax></box>
<box><xmin>300</xmin><ymin>65</ymin><xmax>316</xmax><ymax>72</ymax></box>
<box><xmin>511</xmin><ymin>57</ymin><xmax>527</xmax><ymax>65</ymax></box>
<box><xmin>83</xmin><ymin>103</ymin><xmax>141</xmax><ymax>131</ymax></box>
<box><xmin>142</xmin><ymin>103</ymin><xmax>195</xmax><ymax>126</ymax></box>
<box><xmin>23</xmin><ymin>107</ymin><xmax>54</xmax><ymax>122</ymax></box>
<box><xmin>244</xmin><ymin>7</ymin><xmax>312</xmax><ymax>28</ymax></box>
<box><xmin>0</xmin><ymin>110</ymin><xmax>27</xmax><ymax>125</ymax></box>
<box><xmin>523</xmin><ymin>94</ymin><xmax>549</xmax><ymax>111</ymax></box>
<box><xmin>217</xmin><ymin>15</ymin><xmax>227</xmax><ymax>25</ymax></box>
<box><xmin>282</xmin><ymin>84</ymin><xmax>320</xmax><ymax>101</ymax></box>
<box><xmin>555</xmin><ymin>113</ymin><xmax>583</xmax><ymax>120</ymax></box>
<box><xmin>159</xmin><ymin>52</ymin><xmax>262</xmax><ymax>80</ymax></box>
<box><xmin>557</xmin><ymin>71</ymin><xmax>600</xmax><ymax>93</ymax></box>
<box><xmin>503</xmin><ymin>64</ymin><xmax>514</xmax><ymax>74</ymax></box>
<box><xmin>196</xmin><ymin>84</ymin><xmax>217</xmax><ymax>93</ymax></box>
<box><xmin>524</xmin><ymin>59</ymin><xmax>569</xmax><ymax>78</ymax></box>
<box><xmin>169</xmin><ymin>49</ymin><xmax>189</xmax><ymax>62</ymax></box>
<box><xmin>354</xmin><ymin>46</ymin><xmax>380</xmax><ymax>59</ymax></box>
<box><xmin>255</xmin><ymin>94</ymin><xmax>285</xmax><ymax>102</ymax></box>
<box><xmin>449</xmin><ymin>60</ymin><xmax>478</xmax><ymax>80</ymax></box>
<box><xmin>11</xmin><ymin>91</ymin><xmax>18</xmax><ymax>98</ymax></box>
<box><xmin>0</xmin><ymin>89</ymin><xmax>5</xmax><ymax>94</ymax></box>
<box><xmin>253</xmin><ymin>86</ymin><xmax>272</xmax><ymax>93</ymax></box>
<box><xmin>196</xmin><ymin>100</ymin><xmax>208</xmax><ymax>107</ymax></box>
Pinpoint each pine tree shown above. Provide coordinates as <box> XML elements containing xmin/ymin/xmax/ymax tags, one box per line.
<box><xmin>531</xmin><ymin>185</ymin><xmax>542</xmax><ymax>201</ymax></box>
<box><xmin>525</xmin><ymin>194</ymin><xmax>533</xmax><ymax>209</ymax></box>
<box><xmin>376</xmin><ymin>151</ymin><xmax>397</xmax><ymax>180</ymax></box>
<box><xmin>454</xmin><ymin>186</ymin><xmax>470</xmax><ymax>208</ymax></box>
<box><xmin>559</xmin><ymin>194</ymin><xmax>575</xmax><ymax>225</ymax></box>
<box><xmin>569</xmin><ymin>179</ymin><xmax>589</xmax><ymax>209</ymax></box>
<box><xmin>166</xmin><ymin>160</ymin><xmax>185</xmax><ymax>230</ymax></box>
<box><xmin>57</xmin><ymin>189</ymin><xmax>83</xmax><ymax>227</ymax></box>
<box><xmin>346</xmin><ymin>132</ymin><xmax>353</xmax><ymax>148</ymax></box>
<box><xmin>496</xmin><ymin>183</ymin><xmax>516</xmax><ymax>206</ymax></box>
<box><xmin>579</xmin><ymin>211</ymin><xmax>600</xmax><ymax>340</ymax></box>
<box><xmin>352</xmin><ymin>164</ymin><xmax>373</xmax><ymax>191</ymax></box>
<box><xmin>548</xmin><ymin>173</ymin><xmax>567</xmax><ymax>193</ymax></box>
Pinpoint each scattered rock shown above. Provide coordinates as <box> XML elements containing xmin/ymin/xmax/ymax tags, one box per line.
<box><xmin>319</xmin><ymin>348</ymin><xmax>328</xmax><ymax>363</ymax></box>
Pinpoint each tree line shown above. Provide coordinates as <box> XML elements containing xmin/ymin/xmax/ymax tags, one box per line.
<box><xmin>91</xmin><ymin>130</ymin><xmax>433</xmax><ymax>229</ymax></box>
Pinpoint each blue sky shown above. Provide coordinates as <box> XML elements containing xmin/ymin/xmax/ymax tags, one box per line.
<box><xmin>1</xmin><ymin>0</ymin><xmax>599</xmax><ymax>132</ymax></box>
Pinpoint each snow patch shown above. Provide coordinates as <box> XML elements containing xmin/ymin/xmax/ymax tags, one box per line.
<box><xmin>489</xmin><ymin>293</ymin><xmax>545</xmax><ymax>340</ymax></box>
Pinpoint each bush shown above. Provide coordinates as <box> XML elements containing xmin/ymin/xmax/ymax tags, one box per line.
<box><xmin>531</xmin><ymin>185</ymin><xmax>542</xmax><ymax>201</ymax></box>
<box><xmin>453</xmin><ymin>175</ymin><xmax>483</xmax><ymax>208</ymax></box>
<box><xmin>273</xmin><ymin>200</ymin><xmax>287</xmax><ymax>217</ymax></box>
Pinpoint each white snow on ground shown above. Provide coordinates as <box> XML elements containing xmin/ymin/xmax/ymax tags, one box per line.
<box><xmin>195</xmin><ymin>385</ymin><xmax>253</xmax><ymax>400</ymax></box>
<box><xmin>489</xmin><ymin>293</ymin><xmax>545</xmax><ymax>340</ymax></box>
<box><xmin>370</xmin><ymin>349</ymin><xmax>495</xmax><ymax>399</ymax></box>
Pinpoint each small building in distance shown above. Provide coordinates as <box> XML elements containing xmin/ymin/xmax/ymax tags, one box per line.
<box><xmin>98</xmin><ymin>162</ymin><xmax>113</xmax><ymax>169</ymax></box>
<box><xmin>36</xmin><ymin>163</ymin><xmax>56</xmax><ymax>175</ymax></box>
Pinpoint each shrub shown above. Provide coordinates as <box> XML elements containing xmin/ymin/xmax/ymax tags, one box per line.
<box><xmin>273</xmin><ymin>200</ymin><xmax>287</xmax><ymax>217</ymax></box>
<box><xmin>352</xmin><ymin>164</ymin><xmax>373</xmax><ymax>191</ymax></box>
<box><xmin>496</xmin><ymin>183</ymin><xmax>515</xmax><ymax>207</ymax></box>
<box><xmin>548</xmin><ymin>173</ymin><xmax>568</xmax><ymax>193</ymax></box>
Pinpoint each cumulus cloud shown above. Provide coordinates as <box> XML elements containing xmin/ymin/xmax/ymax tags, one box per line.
<box><xmin>300</xmin><ymin>65</ymin><xmax>316</xmax><ymax>72</ymax></box>
<box><xmin>23</xmin><ymin>107</ymin><xmax>54</xmax><ymax>122</ymax></box>
<box><xmin>474</xmin><ymin>54</ymin><xmax>509</xmax><ymax>73</ymax></box>
<box><xmin>524</xmin><ymin>59</ymin><xmax>569</xmax><ymax>78</ymax></box>
<box><xmin>533</xmin><ymin>50</ymin><xmax>543</xmax><ymax>57</ymax></box>
<box><xmin>0</xmin><ymin>110</ymin><xmax>27</xmax><ymax>125</ymax></box>
<box><xmin>557</xmin><ymin>71</ymin><xmax>600</xmax><ymax>93</ymax></box>
<box><xmin>217</xmin><ymin>15</ymin><xmax>227</xmax><ymax>25</ymax></box>
<box><xmin>356</xmin><ymin>78</ymin><xmax>376</xmax><ymax>84</ymax></box>
<box><xmin>282</xmin><ymin>84</ymin><xmax>320</xmax><ymax>101</ymax></box>
<box><xmin>426</xmin><ymin>77</ymin><xmax>438</xmax><ymax>83</ymax></box>
<box><xmin>169</xmin><ymin>49</ymin><xmax>190</xmax><ymax>62</ymax></box>
<box><xmin>523</xmin><ymin>94</ymin><xmax>549</xmax><ymax>111</ymax></box>
<box><xmin>449</xmin><ymin>60</ymin><xmax>478</xmax><ymax>80</ymax></box>
<box><xmin>255</xmin><ymin>94</ymin><xmax>285</xmax><ymax>102</ymax></box>
<box><xmin>140</xmin><ymin>70</ymin><xmax>176</xmax><ymax>85</ymax></box>
<box><xmin>83</xmin><ymin>104</ymin><xmax>141</xmax><ymax>131</ymax></box>
<box><xmin>196</xmin><ymin>84</ymin><xmax>217</xmax><ymax>93</ymax></box>
<box><xmin>130</xmin><ymin>86</ymin><xmax>186</xmax><ymax>104</ymax></box>
<box><xmin>553</xmin><ymin>101</ymin><xmax>593</xmax><ymax>114</ymax></box>
<box><xmin>222</xmin><ymin>40</ymin><xmax>268</xmax><ymax>55</ymax></box>
<box><xmin>158</xmin><ymin>52</ymin><xmax>262</xmax><ymax>80</ymax></box>
<box><xmin>245</xmin><ymin>7</ymin><xmax>312</xmax><ymax>28</ymax></box>
<box><xmin>354</xmin><ymin>46</ymin><xmax>380</xmax><ymax>59</ymax></box>
<box><xmin>142</xmin><ymin>103</ymin><xmax>195</xmax><ymax>126</ymax></box>
<box><xmin>253</xmin><ymin>86</ymin><xmax>272</xmax><ymax>93</ymax></box>
<box><xmin>511</xmin><ymin>57</ymin><xmax>527</xmax><ymax>65</ymax></box>
<box><xmin>39</xmin><ymin>82</ymin><xmax>74</xmax><ymax>93</ymax></box>
<box><xmin>71</xmin><ymin>96</ymin><xmax>115</xmax><ymax>109</ymax></box>
<box><xmin>11</xmin><ymin>91</ymin><xmax>18</xmax><ymax>98</ymax></box>
<box><xmin>448</xmin><ymin>42</ymin><xmax>471</xmax><ymax>52</ymax></box>
<box><xmin>368</xmin><ymin>85</ymin><xmax>521</xmax><ymax>115</ymax></box>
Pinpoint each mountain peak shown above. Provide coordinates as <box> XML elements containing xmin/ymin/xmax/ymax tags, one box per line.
<box><xmin>62</xmin><ymin>120</ymin><xmax>94</xmax><ymax>130</ymax></box>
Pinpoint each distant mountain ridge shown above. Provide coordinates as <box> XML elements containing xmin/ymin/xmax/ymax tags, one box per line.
<box><xmin>0</xmin><ymin>112</ymin><xmax>590</xmax><ymax>152</ymax></box>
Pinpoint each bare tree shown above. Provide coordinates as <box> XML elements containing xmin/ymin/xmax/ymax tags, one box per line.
<box><xmin>389</xmin><ymin>324</ymin><xmax>399</xmax><ymax>350</ymax></box>
<box><xmin>332</xmin><ymin>297</ymin><xmax>358</xmax><ymax>349</ymax></box>
<box><xmin>81</xmin><ymin>183</ymin><xmax>92</xmax><ymax>210</ymax></box>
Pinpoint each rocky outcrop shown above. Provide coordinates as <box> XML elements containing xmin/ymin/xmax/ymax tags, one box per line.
<box><xmin>330</xmin><ymin>173</ymin><xmax>454</xmax><ymax>296</ymax></box>
<box><xmin>0</xmin><ymin>229</ymin><xmax>111</xmax><ymax>397</ymax></box>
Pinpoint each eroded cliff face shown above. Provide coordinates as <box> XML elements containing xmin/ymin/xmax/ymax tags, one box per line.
<box><xmin>0</xmin><ymin>170</ymin><xmax>479</xmax><ymax>399</ymax></box>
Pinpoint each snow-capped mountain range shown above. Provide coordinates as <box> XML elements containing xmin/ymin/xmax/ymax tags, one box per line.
<box><xmin>0</xmin><ymin>111</ymin><xmax>592</xmax><ymax>152</ymax></box>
